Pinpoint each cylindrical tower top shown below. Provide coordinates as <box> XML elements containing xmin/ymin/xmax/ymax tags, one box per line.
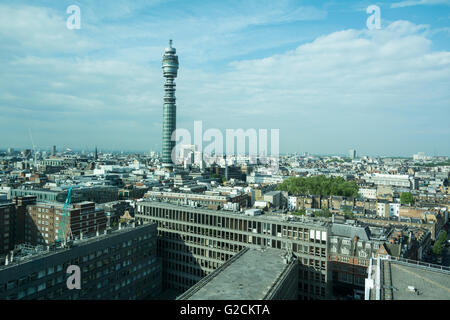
<box><xmin>162</xmin><ymin>39</ymin><xmax>179</xmax><ymax>78</ymax></box>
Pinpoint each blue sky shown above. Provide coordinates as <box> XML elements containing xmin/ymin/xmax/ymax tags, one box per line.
<box><xmin>0</xmin><ymin>0</ymin><xmax>449</xmax><ymax>156</ymax></box>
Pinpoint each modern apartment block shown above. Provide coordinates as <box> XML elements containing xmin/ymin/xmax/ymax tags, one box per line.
<box><xmin>136</xmin><ymin>200</ymin><xmax>330</xmax><ymax>300</ymax></box>
<box><xmin>0</xmin><ymin>223</ymin><xmax>162</xmax><ymax>300</ymax></box>
<box><xmin>25</xmin><ymin>201</ymin><xmax>107</xmax><ymax>246</ymax></box>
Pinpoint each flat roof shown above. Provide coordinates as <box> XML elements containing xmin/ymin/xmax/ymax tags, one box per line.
<box><xmin>139</xmin><ymin>200</ymin><xmax>329</xmax><ymax>229</ymax></box>
<box><xmin>0</xmin><ymin>223</ymin><xmax>155</xmax><ymax>272</ymax></box>
<box><xmin>386</xmin><ymin>259</ymin><xmax>450</xmax><ymax>300</ymax></box>
<box><xmin>178</xmin><ymin>247</ymin><xmax>295</xmax><ymax>300</ymax></box>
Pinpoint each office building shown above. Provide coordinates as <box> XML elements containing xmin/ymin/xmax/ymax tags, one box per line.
<box><xmin>0</xmin><ymin>223</ymin><xmax>162</xmax><ymax>300</ymax></box>
<box><xmin>161</xmin><ymin>40</ymin><xmax>179</xmax><ymax>169</ymax></box>
<box><xmin>136</xmin><ymin>200</ymin><xmax>329</xmax><ymax>300</ymax></box>
<box><xmin>349</xmin><ymin>149</ymin><xmax>356</xmax><ymax>160</ymax></box>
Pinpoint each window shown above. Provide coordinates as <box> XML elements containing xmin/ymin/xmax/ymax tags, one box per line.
<box><xmin>27</xmin><ymin>287</ymin><xmax>36</xmax><ymax>295</ymax></box>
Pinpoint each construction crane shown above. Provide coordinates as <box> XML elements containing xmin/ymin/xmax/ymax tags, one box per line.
<box><xmin>56</xmin><ymin>187</ymin><xmax>73</xmax><ymax>245</ymax></box>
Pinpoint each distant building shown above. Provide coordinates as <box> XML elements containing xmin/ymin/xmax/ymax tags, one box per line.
<box><xmin>364</xmin><ymin>173</ymin><xmax>415</xmax><ymax>189</ymax></box>
<box><xmin>413</xmin><ymin>152</ymin><xmax>432</xmax><ymax>161</ymax></box>
<box><xmin>349</xmin><ymin>149</ymin><xmax>356</xmax><ymax>160</ymax></box>
<box><xmin>359</xmin><ymin>188</ymin><xmax>377</xmax><ymax>200</ymax></box>
<box><xmin>263</xmin><ymin>191</ymin><xmax>282</xmax><ymax>209</ymax></box>
<box><xmin>377</xmin><ymin>201</ymin><xmax>390</xmax><ymax>218</ymax></box>
<box><xmin>389</xmin><ymin>203</ymin><xmax>400</xmax><ymax>217</ymax></box>
<box><xmin>24</xmin><ymin>201</ymin><xmax>107</xmax><ymax>245</ymax></box>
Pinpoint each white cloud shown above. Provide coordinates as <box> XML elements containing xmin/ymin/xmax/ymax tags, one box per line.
<box><xmin>391</xmin><ymin>0</ymin><xmax>450</xmax><ymax>8</ymax></box>
<box><xmin>0</xmin><ymin>3</ymin><xmax>449</xmax><ymax>155</ymax></box>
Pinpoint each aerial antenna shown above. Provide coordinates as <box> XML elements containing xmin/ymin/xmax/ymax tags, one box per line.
<box><xmin>169</xmin><ymin>39</ymin><xmax>173</xmax><ymax>47</ymax></box>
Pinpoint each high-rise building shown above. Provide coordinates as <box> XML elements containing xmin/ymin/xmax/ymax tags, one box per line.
<box><xmin>349</xmin><ymin>149</ymin><xmax>356</xmax><ymax>159</ymax></box>
<box><xmin>51</xmin><ymin>145</ymin><xmax>56</xmax><ymax>156</ymax></box>
<box><xmin>161</xmin><ymin>40</ymin><xmax>179</xmax><ymax>169</ymax></box>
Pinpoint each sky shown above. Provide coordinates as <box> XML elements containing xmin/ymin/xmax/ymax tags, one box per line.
<box><xmin>0</xmin><ymin>0</ymin><xmax>449</xmax><ymax>156</ymax></box>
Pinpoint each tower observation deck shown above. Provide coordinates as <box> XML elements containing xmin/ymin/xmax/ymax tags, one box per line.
<box><xmin>161</xmin><ymin>40</ymin><xmax>179</xmax><ymax>169</ymax></box>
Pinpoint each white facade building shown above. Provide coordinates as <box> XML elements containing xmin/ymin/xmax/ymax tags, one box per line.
<box><xmin>359</xmin><ymin>188</ymin><xmax>377</xmax><ymax>200</ymax></box>
<box><xmin>389</xmin><ymin>203</ymin><xmax>400</xmax><ymax>217</ymax></box>
<box><xmin>288</xmin><ymin>196</ymin><xmax>298</xmax><ymax>211</ymax></box>
<box><xmin>363</xmin><ymin>173</ymin><xmax>414</xmax><ymax>189</ymax></box>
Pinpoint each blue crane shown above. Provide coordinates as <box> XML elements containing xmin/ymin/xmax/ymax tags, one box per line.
<box><xmin>56</xmin><ymin>187</ymin><xmax>73</xmax><ymax>244</ymax></box>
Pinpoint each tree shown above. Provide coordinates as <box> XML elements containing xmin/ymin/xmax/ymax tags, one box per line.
<box><xmin>400</xmin><ymin>192</ymin><xmax>415</xmax><ymax>205</ymax></box>
<box><xmin>432</xmin><ymin>230</ymin><xmax>448</xmax><ymax>255</ymax></box>
<box><xmin>276</xmin><ymin>175</ymin><xmax>359</xmax><ymax>197</ymax></box>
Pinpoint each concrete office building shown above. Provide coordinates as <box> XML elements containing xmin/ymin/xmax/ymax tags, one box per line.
<box><xmin>0</xmin><ymin>223</ymin><xmax>162</xmax><ymax>300</ymax></box>
<box><xmin>144</xmin><ymin>190</ymin><xmax>249</xmax><ymax>210</ymax></box>
<box><xmin>177</xmin><ymin>247</ymin><xmax>298</xmax><ymax>300</ymax></box>
<box><xmin>161</xmin><ymin>40</ymin><xmax>179</xmax><ymax>169</ymax></box>
<box><xmin>136</xmin><ymin>201</ymin><xmax>330</xmax><ymax>300</ymax></box>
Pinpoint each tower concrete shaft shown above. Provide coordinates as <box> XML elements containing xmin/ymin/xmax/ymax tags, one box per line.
<box><xmin>161</xmin><ymin>40</ymin><xmax>179</xmax><ymax>168</ymax></box>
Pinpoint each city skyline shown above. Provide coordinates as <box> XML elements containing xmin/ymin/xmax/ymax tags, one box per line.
<box><xmin>1</xmin><ymin>0</ymin><xmax>449</xmax><ymax>156</ymax></box>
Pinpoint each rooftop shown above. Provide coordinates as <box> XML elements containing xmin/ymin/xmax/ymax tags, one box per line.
<box><xmin>0</xmin><ymin>222</ymin><xmax>153</xmax><ymax>271</ymax></box>
<box><xmin>366</xmin><ymin>256</ymin><xmax>450</xmax><ymax>300</ymax></box>
<box><xmin>138</xmin><ymin>200</ymin><xmax>329</xmax><ymax>229</ymax></box>
<box><xmin>177</xmin><ymin>247</ymin><xmax>296</xmax><ymax>300</ymax></box>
